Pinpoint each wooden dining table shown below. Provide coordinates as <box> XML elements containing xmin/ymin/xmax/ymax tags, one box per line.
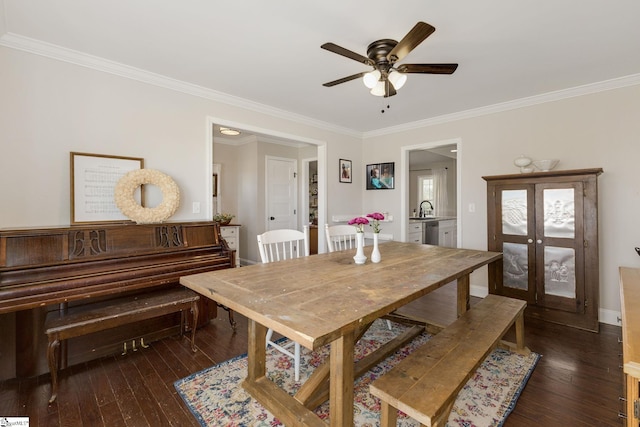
<box><xmin>180</xmin><ymin>241</ymin><xmax>502</xmax><ymax>427</ymax></box>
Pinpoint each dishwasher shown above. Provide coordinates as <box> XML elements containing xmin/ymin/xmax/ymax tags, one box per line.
<box><xmin>423</xmin><ymin>221</ymin><xmax>439</xmax><ymax>245</ymax></box>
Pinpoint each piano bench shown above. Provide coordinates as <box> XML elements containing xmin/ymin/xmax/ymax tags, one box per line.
<box><xmin>44</xmin><ymin>287</ymin><xmax>200</xmax><ymax>404</ymax></box>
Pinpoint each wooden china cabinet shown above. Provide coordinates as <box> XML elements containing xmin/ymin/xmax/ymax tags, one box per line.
<box><xmin>483</xmin><ymin>168</ymin><xmax>602</xmax><ymax>332</ymax></box>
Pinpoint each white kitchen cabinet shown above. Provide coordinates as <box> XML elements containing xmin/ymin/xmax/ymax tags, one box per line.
<box><xmin>438</xmin><ymin>220</ymin><xmax>456</xmax><ymax>248</ymax></box>
<box><xmin>220</xmin><ymin>225</ymin><xmax>240</xmax><ymax>267</ymax></box>
<box><xmin>407</xmin><ymin>221</ymin><xmax>422</xmax><ymax>244</ymax></box>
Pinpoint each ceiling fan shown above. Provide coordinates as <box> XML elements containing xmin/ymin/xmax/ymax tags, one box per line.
<box><xmin>321</xmin><ymin>21</ymin><xmax>458</xmax><ymax>97</ymax></box>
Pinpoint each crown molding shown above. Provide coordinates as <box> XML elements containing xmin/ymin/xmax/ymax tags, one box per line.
<box><xmin>0</xmin><ymin>32</ymin><xmax>361</xmax><ymax>138</ymax></box>
<box><xmin>363</xmin><ymin>73</ymin><xmax>640</xmax><ymax>139</ymax></box>
<box><xmin>2</xmin><ymin>32</ymin><xmax>639</xmax><ymax>141</ymax></box>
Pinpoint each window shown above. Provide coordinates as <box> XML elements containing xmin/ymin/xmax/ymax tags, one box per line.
<box><xmin>418</xmin><ymin>175</ymin><xmax>434</xmax><ymax>202</ymax></box>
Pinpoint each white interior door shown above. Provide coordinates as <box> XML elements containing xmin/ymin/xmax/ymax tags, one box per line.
<box><xmin>266</xmin><ymin>156</ymin><xmax>297</xmax><ymax>231</ymax></box>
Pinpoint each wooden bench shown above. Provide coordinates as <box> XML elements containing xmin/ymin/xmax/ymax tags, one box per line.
<box><xmin>370</xmin><ymin>294</ymin><xmax>528</xmax><ymax>427</ymax></box>
<box><xmin>45</xmin><ymin>287</ymin><xmax>200</xmax><ymax>403</ymax></box>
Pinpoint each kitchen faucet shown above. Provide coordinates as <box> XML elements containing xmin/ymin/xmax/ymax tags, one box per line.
<box><xmin>419</xmin><ymin>200</ymin><xmax>434</xmax><ymax>217</ymax></box>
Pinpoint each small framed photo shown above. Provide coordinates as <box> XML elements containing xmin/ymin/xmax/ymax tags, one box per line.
<box><xmin>366</xmin><ymin>162</ymin><xmax>395</xmax><ymax>190</ymax></box>
<box><xmin>339</xmin><ymin>159</ymin><xmax>352</xmax><ymax>183</ymax></box>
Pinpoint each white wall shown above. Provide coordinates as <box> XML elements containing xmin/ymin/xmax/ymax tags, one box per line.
<box><xmin>362</xmin><ymin>85</ymin><xmax>640</xmax><ymax>324</ymax></box>
<box><xmin>0</xmin><ymin>46</ymin><xmax>362</xmax><ymax>230</ymax></box>
<box><xmin>2</xmin><ymin>44</ymin><xmax>639</xmax><ymax>325</ymax></box>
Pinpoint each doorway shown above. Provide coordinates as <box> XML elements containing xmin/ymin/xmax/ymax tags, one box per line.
<box><xmin>400</xmin><ymin>138</ymin><xmax>461</xmax><ymax>243</ymax></box>
<box><xmin>208</xmin><ymin>117</ymin><xmax>328</xmax><ymax>259</ymax></box>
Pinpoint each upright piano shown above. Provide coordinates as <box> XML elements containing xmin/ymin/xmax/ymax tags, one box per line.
<box><xmin>0</xmin><ymin>221</ymin><xmax>235</xmax><ymax>380</ymax></box>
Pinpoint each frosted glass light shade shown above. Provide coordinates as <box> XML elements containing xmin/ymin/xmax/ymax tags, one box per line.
<box><xmin>220</xmin><ymin>127</ymin><xmax>241</xmax><ymax>136</ymax></box>
<box><xmin>363</xmin><ymin>70</ymin><xmax>381</xmax><ymax>89</ymax></box>
<box><xmin>370</xmin><ymin>80</ymin><xmax>386</xmax><ymax>96</ymax></box>
<box><xmin>388</xmin><ymin>71</ymin><xmax>407</xmax><ymax>89</ymax></box>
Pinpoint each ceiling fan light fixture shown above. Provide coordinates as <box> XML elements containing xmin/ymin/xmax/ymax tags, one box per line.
<box><xmin>219</xmin><ymin>127</ymin><xmax>241</xmax><ymax>136</ymax></box>
<box><xmin>388</xmin><ymin>70</ymin><xmax>407</xmax><ymax>90</ymax></box>
<box><xmin>370</xmin><ymin>80</ymin><xmax>386</xmax><ymax>97</ymax></box>
<box><xmin>363</xmin><ymin>69</ymin><xmax>381</xmax><ymax>89</ymax></box>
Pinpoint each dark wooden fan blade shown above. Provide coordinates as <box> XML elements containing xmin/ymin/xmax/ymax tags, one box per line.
<box><xmin>322</xmin><ymin>72</ymin><xmax>366</xmax><ymax>87</ymax></box>
<box><xmin>396</xmin><ymin>63</ymin><xmax>458</xmax><ymax>74</ymax></box>
<box><xmin>387</xmin><ymin>21</ymin><xmax>436</xmax><ymax>63</ymax></box>
<box><xmin>321</xmin><ymin>43</ymin><xmax>372</xmax><ymax>65</ymax></box>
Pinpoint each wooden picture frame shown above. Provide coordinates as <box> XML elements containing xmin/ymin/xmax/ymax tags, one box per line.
<box><xmin>339</xmin><ymin>159</ymin><xmax>352</xmax><ymax>183</ymax></box>
<box><xmin>70</xmin><ymin>152</ymin><xmax>144</xmax><ymax>224</ymax></box>
<box><xmin>366</xmin><ymin>162</ymin><xmax>395</xmax><ymax>190</ymax></box>
<box><xmin>212</xmin><ymin>173</ymin><xmax>218</xmax><ymax>197</ymax></box>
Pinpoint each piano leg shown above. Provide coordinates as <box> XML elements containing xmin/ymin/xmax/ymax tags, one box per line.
<box><xmin>47</xmin><ymin>336</ymin><xmax>60</xmax><ymax>404</ymax></box>
<box><xmin>190</xmin><ymin>300</ymin><xmax>199</xmax><ymax>352</ymax></box>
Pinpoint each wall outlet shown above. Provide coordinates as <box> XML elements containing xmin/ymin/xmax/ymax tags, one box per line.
<box><xmin>192</xmin><ymin>202</ymin><xmax>200</xmax><ymax>214</ymax></box>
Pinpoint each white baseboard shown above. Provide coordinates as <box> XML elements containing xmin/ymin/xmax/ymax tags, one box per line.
<box><xmin>470</xmin><ymin>285</ymin><xmax>488</xmax><ymax>298</ymax></box>
<box><xmin>239</xmin><ymin>258</ymin><xmax>258</xmax><ymax>267</ymax></box>
<box><xmin>599</xmin><ymin>307</ymin><xmax>621</xmax><ymax>327</ymax></box>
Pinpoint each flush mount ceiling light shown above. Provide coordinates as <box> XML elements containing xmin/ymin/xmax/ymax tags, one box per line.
<box><xmin>365</xmin><ymin>69</ymin><xmax>406</xmax><ymax>97</ymax></box>
<box><xmin>219</xmin><ymin>127</ymin><xmax>241</xmax><ymax>136</ymax></box>
<box><xmin>321</xmin><ymin>21</ymin><xmax>458</xmax><ymax>98</ymax></box>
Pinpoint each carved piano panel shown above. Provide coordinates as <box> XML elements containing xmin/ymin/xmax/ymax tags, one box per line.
<box><xmin>0</xmin><ymin>221</ymin><xmax>235</xmax><ymax>379</ymax></box>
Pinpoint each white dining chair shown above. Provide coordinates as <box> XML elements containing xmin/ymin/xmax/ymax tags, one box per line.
<box><xmin>256</xmin><ymin>225</ymin><xmax>310</xmax><ymax>381</ymax></box>
<box><xmin>324</xmin><ymin>224</ymin><xmax>393</xmax><ymax>330</ymax></box>
<box><xmin>324</xmin><ymin>224</ymin><xmax>360</xmax><ymax>252</ymax></box>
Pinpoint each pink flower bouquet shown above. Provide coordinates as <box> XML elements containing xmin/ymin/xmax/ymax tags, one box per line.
<box><xmin>348</xmin><ymin>216</ymin><xmax>369</xmax><ymax>233</ymax></box>
<box><xmin>366</xmin><ymin>212</ymin><xmax>384</xmax><ymax>233</ymax></box>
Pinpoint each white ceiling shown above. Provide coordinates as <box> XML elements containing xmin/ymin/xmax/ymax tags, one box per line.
<box><xmin>2</xmin><ymin>1</ymin><xmax>640</xmax><ymax>135</ymax></box>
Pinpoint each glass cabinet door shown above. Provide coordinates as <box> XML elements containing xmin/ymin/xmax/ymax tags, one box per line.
<box><xmin>492</xmin><ymin>182</ymin><xmax>584</xmax><ymax>312</ymax></box>
<box><xmin>493</xmin><ymin>185</ymin><xmax>536</xmax><ymax>303</ymax></box>
<box><xmin>535</xmin><ymin>183</ymin><xmax>585</xmax><ymax>313</ymax></box>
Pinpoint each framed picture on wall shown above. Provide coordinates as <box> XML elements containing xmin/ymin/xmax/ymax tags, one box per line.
<box><xmin>366</xmin><ymin>162</ymin><xmax>394</xmax><ymax>190</ymax></box>
<box><xmin>70</xmin><ymin>152</ymin><xmax>144</xmax><ymax>224</ymax></box>
<box><xmin>339</xmin><ymin>159</ymin><xmax>352</xmax><ymax>183</ymax></box>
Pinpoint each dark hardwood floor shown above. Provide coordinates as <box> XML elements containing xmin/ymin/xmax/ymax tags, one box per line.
<box><xmin>0</xmin><ymin>283</ymin><xmax>624</xmax><ymax>426</ymax></box>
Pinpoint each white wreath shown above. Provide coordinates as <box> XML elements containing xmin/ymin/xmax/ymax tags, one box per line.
<box><xmin>114</xmin><ymin>169</ymin><xmax>180</xmax><ymax>224</ymax></box>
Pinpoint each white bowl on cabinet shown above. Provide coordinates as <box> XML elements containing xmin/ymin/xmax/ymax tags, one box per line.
<box><xmin>533</xmin><ymin>159</ymin><xmax>559</xmax><ymax>171</ymax></box>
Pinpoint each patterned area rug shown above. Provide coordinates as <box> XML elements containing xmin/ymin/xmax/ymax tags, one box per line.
<box><xmin>175</xmin><ymin>320</ymin><xmax>540</xmax><ymax>426</ymax></box>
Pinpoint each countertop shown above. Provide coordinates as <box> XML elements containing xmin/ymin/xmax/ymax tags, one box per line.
<box><xmin>408</xmin><ymin>216</ymin><xmax>456</xmax><ymax>222</ymax></box>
